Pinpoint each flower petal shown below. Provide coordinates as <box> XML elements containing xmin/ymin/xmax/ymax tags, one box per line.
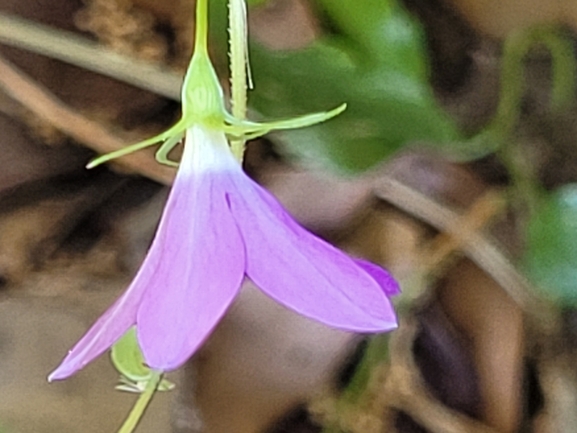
<box><xmin>136</xmin><ymin>126</ymin><xmax>246</xmax><ymax>371</ymax></box>
<box><xmin>48</xmin><ymin>259</ymin><xmax>154</xmax><ymax>381</ymax></box>
<box><xmin>228</xmin><ymin>174</ymin><xmax>398</xmax><ymax>332</ymax></box>
<box><xmin>353</xmin><ymin>259</ymin><xmax>401</xmax><ymax>297</ymax></box>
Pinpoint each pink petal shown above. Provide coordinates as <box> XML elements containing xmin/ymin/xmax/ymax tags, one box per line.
<box><xmin>50</xmin><ymin>126</ymin><xmax>245</xmax><ymax>379</ymax></box>
<box><xmin>228</xmin><ymin>173</ymin><xmax>398</xmax><ymax>333</ymax></box>
<box><xmin>48</xmin><ymin>244</ymin><xmax>155</xmax><ymax>381</ymax></box>
<box><xmin>353</xmin><ymin>259</ymin><xmax>401</xmax><ymax>297</ymax></box>
<box><xmin>137</xmin><ymin>126</ymin><xmax>245</xmax><ymax>370</ymax></box>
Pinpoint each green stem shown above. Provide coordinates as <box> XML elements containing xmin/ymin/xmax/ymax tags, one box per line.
<box><xmin>537</xmin><ymin>28</ymin><xmax>576</xmax><ymax>110</ymax></box>
<box><xmin>499</xmin><ymin>138</ymin><xmax>542</xmax><ymax>218</ymax></box>
<box><xmin>320</xmin><ymin>335</ymin><xmax>390</xmax><ymax>433</ymax></box>
<box><xmin>492</xmin><ymin>25</ymin><xmax>574</xmax><ymax>217</ymax></box>
<box><xmin>491</xmin><ymin>29</ymin><xmax>532</xmax><ymax>140</ymax></box>
<box><xmin>117</xmin><ymin>372</ymin><xmax>162</xmax><ymax>433</ymax></box>
<box><xmin>228</xmin><ymin>0</ymin><xmax>249</xmax><ymax>161</ymax></box>
<box><xmin>195</xmin><ymin>0</ymin><xmax>209</xmax><ymax>55</ymax></box>
<box><xmin>491</xmin><ymin>25</ymin><xmax>576</xmax><ymax>140</ymax></box>
<box><xmin>341</xmin><ymin>334</ymin><xmax>389</xmax><ymax>405</ymax></box>
<box><xmin>230</xmin><ymin>0</ymin><xmax>248</xmax><ymax>119</ymax></box>
<box><xmin>494</xmin><ymin>28</ymin><xmax>538</xmax><ymax>213</ymax></box>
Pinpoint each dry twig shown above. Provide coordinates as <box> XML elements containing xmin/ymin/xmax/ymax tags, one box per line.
<box><xmin>373</xmin><ymin>176</ymin><xmax>536</xmax><ymax>310</ymax></box>
<box><xmin>0</xmin><ymin>54</ymin><xmax>175</xmax><ymax>185</ymax></box>
<box><xmin>0</xmin><ymin>12</ymin><xmax>181</xmax><ymax>100</ymax></box>
<box><xmin>382</xmin><ymin>318</ymin><xmax>501</xmax><ymax>433</ymax></box>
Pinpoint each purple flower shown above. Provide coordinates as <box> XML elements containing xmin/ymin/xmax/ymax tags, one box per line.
<box><xmin>49</xmin><ymin>125</ymin><xmax>398</xmax><ymax>380</ymax></box>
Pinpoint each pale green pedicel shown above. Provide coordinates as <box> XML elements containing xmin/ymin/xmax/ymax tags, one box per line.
<box><xmin>112</xmin><ymin>328</ymin><xmax>173</xmax><ymax>433</ymax></box>
<box><xmin>116</xmin><ymin>371</ymin><xmax>161</xmax><ymax>433</ymax></box>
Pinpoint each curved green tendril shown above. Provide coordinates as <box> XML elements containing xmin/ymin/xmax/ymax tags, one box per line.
<box><xmin>490</xmin><ymin>25</ymin><xmax>576</xmax><ymax>142</ymax></box>
<box><xmin>486</xmin><ymin>24</ymin><xmax>574</xmax><ymax>217</ymax></box>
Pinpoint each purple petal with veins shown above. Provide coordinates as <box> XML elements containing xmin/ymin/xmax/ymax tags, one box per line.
<box><xmin>228</xmin><ymin>174</ymin><xmax>398</xmax><ymax>332</ymax></box>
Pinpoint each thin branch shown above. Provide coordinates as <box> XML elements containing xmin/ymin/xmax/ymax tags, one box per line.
<box><xmin>0</xmin><ymin>53</ymin><xmax>175</xmax><ymax>185</ymax></box>
<box><xmin>372</xmin><ymin>175</ymin><xmax>536</xmax><ymax>310</ymax></box>
<box><xmin>0</xmin><ymin>12</ymin><xmax>182</xmax><ymax>100</ymax></box>
<box><xmin>385</xmin><ymin>318</ymin><xmax>502</xmax><ymax>433</ymax></box>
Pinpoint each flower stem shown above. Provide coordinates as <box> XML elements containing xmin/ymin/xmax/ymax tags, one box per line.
<box><xmin>117</xmin><ymin>372</ymin><xmax>162</xmax><ymax>433</ymax></box>
<box><xmin>195</xmin><ymin>0</ymin><xmax>209</xmax><ymax>55</ymax></box>
<box><xmin>228</xmin><ymin>0</ymin><xmax>250</xmax><ymax>161</ymax></box>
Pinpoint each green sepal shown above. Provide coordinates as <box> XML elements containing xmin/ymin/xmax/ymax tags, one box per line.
<box><xmin>87</xmin><ymin>121</ymin><xmax>187</xmax><ymax>169</ymax></box>
<box><xmin>111</xmin><ymin>327</ymin><xmax>174</xmax><ymax>394</ymax></box>
<box><xmin>224</xmin><ymin>103</ymin><xmax>346</xmax><ymax>139</ymax></box>
<box><xmin>180</xmin><ymin>49</ymin><xmax>228</xmax><ymax>127</ymax></box>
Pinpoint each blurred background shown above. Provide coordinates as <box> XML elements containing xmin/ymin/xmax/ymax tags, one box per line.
<box><xmin>0</xmin><ymin>0</ymin><xmax>575</xmax><ymax>432</ymax></box>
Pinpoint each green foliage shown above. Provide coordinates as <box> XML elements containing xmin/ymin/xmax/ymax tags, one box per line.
<box><xmin>246</xmin><ymin>0</ymin><xmax>461</xmax><ymax>172</ymax></box>
<box><xmin>524</xmin><ymin>185</ymin><xmax>577</xmax><ymax>306</ymax></box>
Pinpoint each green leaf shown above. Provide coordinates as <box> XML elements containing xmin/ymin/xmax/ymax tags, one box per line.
<box><xmin>523</xmin><ymin>185</ymin><xmax>577</xmax><ymax>306</ymax></box>
<box><xmin>313</xmin><ymin>0</ymin><xmax>426</xmax><ymax>76</ymax></box>
<box><xmin>246</xmin><ymin>0</ymin><xmax>461</xmax><ymax>172</ymax></box>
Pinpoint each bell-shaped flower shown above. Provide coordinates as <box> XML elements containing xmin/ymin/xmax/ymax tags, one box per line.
<box><xmin>50</xmin><ymin>122</ymin><xmax>398</xmax><ymax>379</ymax></box>
<box><xmin>49</xmin><ymin>0</ymin><xmax>399</xmax><ymax>382</ymax></box>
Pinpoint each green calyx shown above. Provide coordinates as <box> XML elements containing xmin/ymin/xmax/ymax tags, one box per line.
<box><xmin>88</xmin><ymin>0</ymin><xmax>345</xmax><ymax>169</ymax></box>
<box><xmin>111</xmin><ymin>327</ymin><xmax>174</xmax><ymax>394</ymax></box>
<box><xmin>181</xmin><ymin>0</ymin><xmax>228</xmax><ymax>129</ymax></box>
<box><xmin>181</xmin><ymin>50</ymin><xmax>227</xmax><ymax>128</ymax></box>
